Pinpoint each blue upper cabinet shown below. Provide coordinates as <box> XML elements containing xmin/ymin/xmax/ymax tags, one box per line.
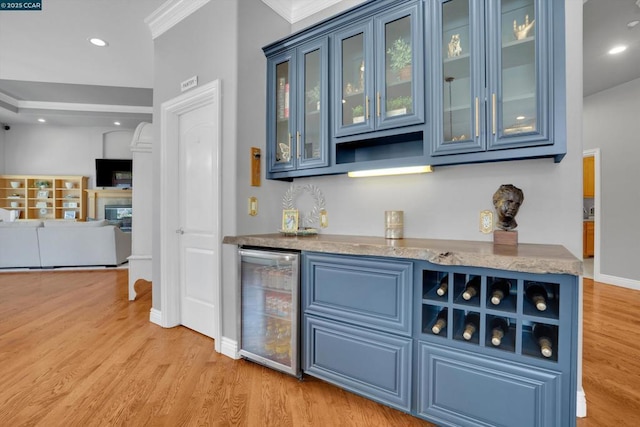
<box><xmin>333</xmin><ymin>1</ymin><xmax>424</xmax><ymax>139</ymax></box>
<box><xmin>430</xmin><ymin>0</ymin><xmax>566</xmax><ymax>163</ymax></box>
<box><xmin>262</xmin><ymin>0</ymin><xmax>567</xmax><ymax>180</ymax></box>
<box><xmin>266</xmin><ymin>37</ymin><xmax>330</xmax><ymax>175</ymax></box>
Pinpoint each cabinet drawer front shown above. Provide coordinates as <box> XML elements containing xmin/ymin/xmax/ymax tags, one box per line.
<box><xmin>417</xmin><ymin>342</ymin><xmax>561</xmax><ymax>427</ymax></box>
<box><xmin>304</xmin><ymin>315</ymin><xmax>412</xmax><ymax>412</ymax></box>
<box><xmin>303</xmin><ymin>253</ymin><xmax>412</xmax><ymax>334</ymax></box>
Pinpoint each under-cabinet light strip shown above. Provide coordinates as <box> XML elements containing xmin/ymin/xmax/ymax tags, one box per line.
<box><xmin>348</xmin><ymin>165</ymin><xmax>433</xmax><ymax>178</ymax></box>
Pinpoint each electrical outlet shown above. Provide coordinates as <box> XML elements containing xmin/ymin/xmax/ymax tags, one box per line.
<box><xmin>479</xmin><ymin>210</ymin><xmax>493</xmax><ymax>234</ymax></box>
<box><xmin>248</xmin><ymin>197</ymin><xmax>258</xmax><ymax>216</ymax></box>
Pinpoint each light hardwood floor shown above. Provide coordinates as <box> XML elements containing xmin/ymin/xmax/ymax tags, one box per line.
<box><xmin>0</xmin><ymin>270</ymin><xmax>638</xmax><ymax>426</ymax></box>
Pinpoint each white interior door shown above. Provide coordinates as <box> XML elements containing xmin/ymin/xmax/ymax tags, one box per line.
<box><xmin>178</xmin><ymin>100</ymin><xmax>218</xmax><ymax>338</ymax></box>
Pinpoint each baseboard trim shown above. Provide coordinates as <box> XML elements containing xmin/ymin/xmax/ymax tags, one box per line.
<box><xmin>595</xmin><ymin>273</ymin><xmax>640</xmax><ymax>291</ymax></box>
<box><xmin>577</xmin><ymin>388</ymin><xmax>587</xmax><ymax>417</ymax></box>
<box><xmin>149</xmin><ymin>308</ymin><xmax>162</xmax><ymax>326</ymax></box>
<box><xmin>220</xmin><ymin>336</ymin><xmax>239</xmax><ymax>360</ymax></box>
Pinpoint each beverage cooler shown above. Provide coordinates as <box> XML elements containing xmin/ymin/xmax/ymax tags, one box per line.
<box><xmin>238</xmin><ymin>248</ymin><xmax>300</xmax><ymax>377</ymax></box>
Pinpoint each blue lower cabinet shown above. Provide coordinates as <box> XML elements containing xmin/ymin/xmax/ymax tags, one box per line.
<box><xmin>417</xmin><ymin>342</ymin><xmax>562</xmax><ymax>427</ymax></box>
<box><xmin>300</xmin><ymin>252</ymin><xmax>578</xmax><ymax>425</ymax></box>
<box><xmin>303</xmin><ymin>252</ymin><xmax>413</xmax><ymax>335</ymax></box>
<box><xmin>303</xmin><ymin>315</ymin><xmax>412</xmax><ymax>412</ymax></box>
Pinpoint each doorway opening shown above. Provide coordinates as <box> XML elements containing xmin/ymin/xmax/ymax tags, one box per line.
<box><xmin>582</xmin><ymin>149</ymin><xmax>600</xmax><ymax>281</ymax></box>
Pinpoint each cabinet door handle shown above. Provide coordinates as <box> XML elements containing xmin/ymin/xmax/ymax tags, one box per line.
<box><xmin>475</xmin><ymin>97</ymin><xmax>480</xmax><ymax>137</ymax></box>
<box><xmin>492</xmin><ymin>93</ymin><xmax>497</xmax><ymax>135</ymax></box>
<box><xmin>376</xmin><ymin>92</ymin><xmax>381</xmax><ymax>117</ymax></box>
<box><xmin>365</xmin><ymin>96</ymin><xmax>370</xmax><ymax>120</ymax></box>
<box><xmin>296</xmin><ymin>131</ymin><xmax>301</xmax><ymax>159</ymax></box>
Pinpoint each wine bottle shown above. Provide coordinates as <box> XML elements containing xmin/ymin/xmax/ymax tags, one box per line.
<box><xmin>462</xmin><ymin>312</ymin><xmax>480</xmax><ymax>340</ymax></box>
<box><xmin>489</xmin><ymin>279</ymin><xmax>511</xmax><ymax>305</ymax></box>
<box><xmin>490</xmin><ymin>317</ymin><xmax>509</xmax><ymax>346</ymax></box>
<box><xmin>431</xmin><ymin>308</ymin><xmax>448</xmax><ymax>335</ymax></box>
<box><xmin>533</xmin><ymin>323</ymin><xmax>554</xmax><ymax>358</ymax></box>
<box><xmin>436</xmin><ymin>275</ymin><xmax>448</xmax><ymax>296</ymax></box>
<box><xmin>526</xmin><ymin>283</ymin><xmax>548</xmax><ymax>311</ymax></box>
<box><xmin>462</xmin><ymin>276</ymin><xmax>481</xmax><ymax>300</ymax></box>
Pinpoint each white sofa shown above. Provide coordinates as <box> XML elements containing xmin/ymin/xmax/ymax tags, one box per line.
<box><xmin>0</xmin><ymin>220</ymin><xmax>42</xmax><ymax>268</ymax></box>
<box><xmin>0</xmin><ymin>219</ymin><xmax>131</xmax><ymax>269</ymax></box>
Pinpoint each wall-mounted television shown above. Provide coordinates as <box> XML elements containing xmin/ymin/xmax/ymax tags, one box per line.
<box><xmin>95</xmin><ymin>159</ymin><xmax>132</xmax><ymax>188</ymax></box>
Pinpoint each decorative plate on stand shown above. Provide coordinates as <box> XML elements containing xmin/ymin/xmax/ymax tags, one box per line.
<box><xmin>282</xmin><ymin>184</ymin><xmax>326</xmax><ymax>231</ymax></box>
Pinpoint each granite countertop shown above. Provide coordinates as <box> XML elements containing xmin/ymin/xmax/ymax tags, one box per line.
<box><xmin>222</xmin><ymin>233</ymin><xmax>582</xmax><ymax>276</ymax></box>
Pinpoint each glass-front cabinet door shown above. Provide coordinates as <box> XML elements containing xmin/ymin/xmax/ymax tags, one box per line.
<box><xmin>432</xmin><ymin>0</ymin><xmax>551</xmax><ymax>156</ymax></box>
<box><xmin>433</xmin><ymin>0</ymin><xmax>484</xmax><ymax>155</ymax></box>
<box><xmin>334</xmin><ymin>21</ymin><xmax>375</xmax><ymax>137</ymax></box>
<box><xmin>297</xmin><ymin>39</ymin><xmax>329</xmax><ymax>169</ymax></box>
<box><xmin>267</xmin><ymin>38</ymin><xmax>329</xmax><ymax>174</ymax></box>
<box><xmin>267</xmin><ymin>51</ymin><xmax>296</xmax><ymax>172</ymax></box>
<box><xmin>334</xmin><ymin>1</ymin><xmax>423</xmax><ymax>138</ymax></box>
<box><xmin>376</xmin><ymin>1</ymin><xmax>424</xmax><ymax>131</ymax></box>
<box><xmin>488</xmin><ymin>0</ymin><xmax>550</xmax><ymax>149</ymax></box>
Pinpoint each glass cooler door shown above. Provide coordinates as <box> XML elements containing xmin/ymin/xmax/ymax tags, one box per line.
<box><xmin>238</xmin><ymin>248</ymin><xmax>300</xmax><ymax>377</ymax></box>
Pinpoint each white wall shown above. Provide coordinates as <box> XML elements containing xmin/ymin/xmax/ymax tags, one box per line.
<box><xmin>2</xmin><ymin>124</ymin><xmax>132</xmax><ymax>188</ymax></box>
<box><xmin>584</xmin><ymin>77</ymin><xmax>640</xmax><ymax>283</ymax></box>
<box><xmin>103</xmin><ymin>130</ymin><xmax>135</xmax><ymax>159</ymax></box>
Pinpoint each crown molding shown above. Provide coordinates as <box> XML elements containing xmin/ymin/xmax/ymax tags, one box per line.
<box><xmin>145</xmin><ymin>0</ymin><xmax>211</xmax><ymax>40</ymax></box>
<box><xmin>0</xmin><ymin>92</ymin><xmax>151</xmax><ymax>115</ymax></box>
<box><xmin>261</xmin><ymin>0</ymin><xmax>344</xmax><ymax>24</ymax></box>
<box><xmin>19</xmin><ymin>101</ymin><xmax>152</xmax><ymax>114</ymax></box>
<box><xmin>291</xmin><ymin>0</ymin><xmax>345</xmax><ymax>23</ymax></box>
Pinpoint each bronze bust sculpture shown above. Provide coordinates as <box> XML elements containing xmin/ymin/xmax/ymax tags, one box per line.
<box><xmin>493</xmin><ymin>184</ymin><xmax>524</xmax><ymax>231</ymax></box>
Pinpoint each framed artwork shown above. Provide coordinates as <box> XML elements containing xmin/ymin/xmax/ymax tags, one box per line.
<box><xmin>37</xmin><ymin>190</ymin><xmax>50</xmax><ymax>199</ymax></box>
<box><xmin>64</xmin><ymin>210</ymin><xmax>77</xmax><ymax>220</ymax></box>
<box><xmin>281</xmin><ymin>209</ymin><xmax>299</xmax><ymax>232</ymax></box>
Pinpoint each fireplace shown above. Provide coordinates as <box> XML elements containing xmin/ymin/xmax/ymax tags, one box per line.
<box><xmin>105</xmin><ymin>205</ymin><xmax>132</xmax><ymax>232</ymax></box>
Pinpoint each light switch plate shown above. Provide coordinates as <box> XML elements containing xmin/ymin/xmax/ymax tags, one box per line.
<box><xmin>320</xmin><ymin>209</ymin><xmax>328</xmax><ymax>228</ymax></box>
<box><xmin>248</xmin><ymin>197</ymin><xmax>258</xmax><ymax>216</ymax></box>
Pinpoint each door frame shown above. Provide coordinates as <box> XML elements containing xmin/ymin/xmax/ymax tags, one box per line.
<box><xmin>583</xmin><ymin>148</ymin><xmax>601</xmax><ymax>281</ymax></box>
<box><xmin>159</xmin><ymin>80</ymin><xmax>222</xmax><ymax>352</ymax></box>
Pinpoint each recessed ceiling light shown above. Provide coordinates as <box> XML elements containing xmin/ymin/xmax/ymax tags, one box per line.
<box><xmin>114</xmin><ymin>121</ymin><xmax>121</xmax><ymax>126</ymax></box>
<box><xmin>628</xmin><ymin>20</ymin><xmax>639</xmax><ymax>29</ymax></box>
<box><xmin>37</xmin><ymin>118</ymin><xmax>46</xmax><ymax>123</ymax></box>
<box><xmin>516</xmin><ymin>115</ymin><xmax>525</xmax><ymax>120</ymax></box>
<box><xmin>608</xmin><ymin>45</ymin><xmax>627</xmax><ymax>55</ymax></box>
<box><xmin>89</xmin><ymin>37</ymin><xmax>108</xmax><ymax>47</ymax></box>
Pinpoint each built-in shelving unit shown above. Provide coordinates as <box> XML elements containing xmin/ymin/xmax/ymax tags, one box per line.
<box><xmin>0</xmin><ymin>175</ymin><xmax>88</xmax><ymax>220</ymax></box>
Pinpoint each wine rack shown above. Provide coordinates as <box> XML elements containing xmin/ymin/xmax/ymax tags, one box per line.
<box><xmin>419</xmin><ymin>267</ymin><xmax>561</xmax><ymax>362</ymax></box>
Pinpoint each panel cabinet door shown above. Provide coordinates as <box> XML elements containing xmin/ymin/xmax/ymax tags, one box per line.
<box><xmin>267</xmin><ymin>50</ymin><xmax>296</xmax><ymax>172</ymax></box>
<box><xmin>304</xmin><ymin>315</ymin><xmax>413</xmax><ymax>412</ymax></box>
<box><xmin>296</xmin><ymin>38</ymin><xmax>330</xmax><ymax>170</ymax></box>
<box><xmin>417</xmin><ymin>342</ymin><xmax>563</xmax><ymax>427</ymax></box>
<box><xmin>486</xmin><ymin>0</ymin><xmax>552</xmax><ymax>150</ymax></box>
